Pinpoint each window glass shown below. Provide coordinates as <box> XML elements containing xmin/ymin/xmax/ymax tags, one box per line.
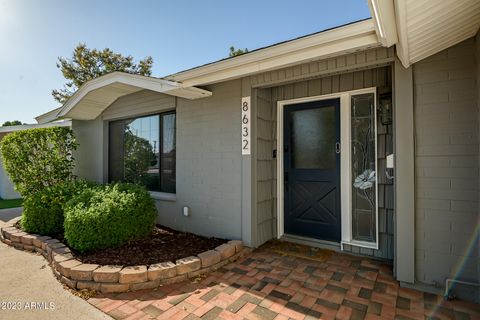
<box><xmin>351</xmin><ymin>93</ymin><xmax>376</xmax><ymax>242</ymax></box>
<box><xmin>160</xmin><ymin>113</ymin><xmax>176</xmax><ymax>193</ymax></box>
<box><xmin>109</xmin><ymin>112</ymin><xmax>176</xmax><ymax>193</ymax></box>
<box><xmin>290</xmin><ymin>106</ymin><xmax>336</xmax><ymax>169</ymax></box>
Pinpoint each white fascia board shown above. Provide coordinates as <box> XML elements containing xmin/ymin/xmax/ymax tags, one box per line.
<box><xmin>166</xmin><ymin>20</ymin><xmax>380</xmax><ymax>87</ymax></box>
<box><xmin>368</xmin><ymin>0</ymin><xmax>399</xmax><ymax>48</ymax></box>
<box><xmin>57</xmin><ymin>72</ymin><xmax>212</xmax><ymax>119</ymax></box>
<box><xmin>35</xmin><ymin>107</ymin><xmax>63</xmax><ymax>124</ymax></box>
<box><xmin>393</xmin><ymin>0</ymin><xmax>411</xmax><ymax>68</ymax></box>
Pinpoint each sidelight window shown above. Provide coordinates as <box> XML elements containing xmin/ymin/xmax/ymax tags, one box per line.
<box><xmin>350</xmin><ymin>93</ymin><xmax>377</xmax><ymax>244</ymax></box>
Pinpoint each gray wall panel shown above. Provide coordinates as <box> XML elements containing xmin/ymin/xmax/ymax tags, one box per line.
<box><xmin>73</xmin><ymin>80</ymin><xmax>244</xmax><ymax>242</ymax></box>
<box><xmin>413</xmin><ymin>37</ymin><xmax>479</xmax><ymax>301</ymax></box>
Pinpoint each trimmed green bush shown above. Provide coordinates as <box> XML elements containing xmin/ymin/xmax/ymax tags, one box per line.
<box><xmin>21</xmin><ymin>180</ymin><xmax>92</xmax><ymax>235</ymax></box>
<box><xmin>64</xmin><ymin>183</ymin><xmax>157</xmax><ymax>252</ymax></box>
<box><xmin>0</xmin><ymin>126</ymin><xmax>77</xmax><ymax>197</ymax></box>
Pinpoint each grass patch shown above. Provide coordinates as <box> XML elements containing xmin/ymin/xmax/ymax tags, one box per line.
<box><xmin>0</xmin><ymin>198</ymin><xmax>23</xmax><ymax>209</ymax></box>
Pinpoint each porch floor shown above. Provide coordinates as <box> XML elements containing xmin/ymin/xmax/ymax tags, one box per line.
<box><xmin>88</xmin><ymin>241</ymin><xmax>480</xmax><ymax>320</ymax></box>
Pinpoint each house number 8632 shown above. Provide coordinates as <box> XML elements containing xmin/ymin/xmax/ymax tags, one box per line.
<box><xmin>241</xmin><ymin>96</ymin><xmax>251</xmax><ymax>155</ymax></box>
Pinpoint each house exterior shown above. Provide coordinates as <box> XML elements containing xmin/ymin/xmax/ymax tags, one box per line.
<box><xmin>0</xmin><ymin>121</ymin><xmax>71</xmax><ymax>199</ymax></box>
<box><xmin>37</xmin><ymin>0</ymin><xmax>480</xmax><ymax>303</ymax></box>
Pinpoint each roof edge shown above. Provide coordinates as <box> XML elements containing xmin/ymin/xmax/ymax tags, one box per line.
<box><xmin>35</xmin><ymin>107</ymin><xmax>63</xmax><ymax>124</ymax></box>
<box><xmin>368</xmin><ymin>0</ymin><xmax>399</xmax><ymax>48</ymax></box>
<box><xmin>165</xmin><ymin>19</ymin><xmax>379</xmax><ymax>86</ymax></box>
<box><xmin>54</xmin><ymin>72</ymin><xmax>212</xmax><ymax>121</ymax></box>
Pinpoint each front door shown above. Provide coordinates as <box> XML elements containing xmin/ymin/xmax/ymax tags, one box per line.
<box><xmin>284</xmin><ymin>98</ymin><xmax>341</xmax><ymax>242</ymax></box>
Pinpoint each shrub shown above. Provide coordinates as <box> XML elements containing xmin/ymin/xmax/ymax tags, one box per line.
<box><xmin>0</xmin><ymin>126</ymin><xmax>77</xmax><ymax>197</ymax></box>
<box><xmin>21</xmin><ymin>180</ymin><xmax>93</xmax><ymax>235</ymax></box>
<box><xmin>64</xmin><ymin>183</ymin><xmax>157</xmax><ymax>252</ymax></box>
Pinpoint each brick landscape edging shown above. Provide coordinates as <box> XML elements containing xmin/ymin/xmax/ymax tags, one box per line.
<box><xmin>0</xmin><ymin>217</ymin><xmax>250</xmax><ymax>293</ymax></box>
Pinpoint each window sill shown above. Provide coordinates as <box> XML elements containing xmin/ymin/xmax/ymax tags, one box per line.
<box><xmin>149</xmin><ymin>191</ymin><xmax>176</xmax><ymax>202</ymax></box>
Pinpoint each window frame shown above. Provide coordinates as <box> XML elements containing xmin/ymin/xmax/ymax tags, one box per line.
<box><xmin>339</xmin><ymin>88</ymin><xmax>379</xmax><ymax>250</ymax></box>
<box><xmin>107</xmin><ymin>111</ymin><xmax>177</xmax><ymax>196</ymax></box>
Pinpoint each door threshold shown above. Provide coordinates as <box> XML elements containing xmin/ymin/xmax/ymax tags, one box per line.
<box><xmin>281</xmin><ymin>234</ymin><xmax>341</xmax><ymax>252</ymax></box>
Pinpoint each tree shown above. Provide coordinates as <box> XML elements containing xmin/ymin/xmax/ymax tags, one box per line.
<box><xmin>229</xmin><ymin>46</ymin><xmax>249</xmax><ymax>57</ymax></box>
<box><xmin>2</xmin><ymin>120</ymin><xmax>23</xmax><ymax>126</ymax></box>
<box><xmin>123</xmin><ymin>128</ymin><xmax>157</xmax><ymax>187</ymax></box>
<box><xmin>0</xmin><ymin>127</ymin><xmax>77</xmax><ymax>196</ymax></box>
<box><xmin>52</xmin><ymin>43</ymin><xmax>153</xmax><ymax>104</ymax></box>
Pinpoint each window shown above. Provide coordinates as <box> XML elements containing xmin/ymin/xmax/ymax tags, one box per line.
<box><xmin>350</xmin><ymin>93</ymin><xmax>377</xmax><ymax>243</ymax></box>
<box><xmin>109</xmin><ymin>112</ymin><xmax>176</xmax><ymax>193</ymax></box>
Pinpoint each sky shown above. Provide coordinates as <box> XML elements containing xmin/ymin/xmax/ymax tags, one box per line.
<box><xmin>0</xmin><ymin>0</ymin><xmax>370</xmax><ymax>124</ymax></box>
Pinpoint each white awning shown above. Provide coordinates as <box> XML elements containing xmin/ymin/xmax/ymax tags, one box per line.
<box><xmin>54</xmin><ymin>72</ymin><xmax>212</xmax><ymax>121</ymax></box>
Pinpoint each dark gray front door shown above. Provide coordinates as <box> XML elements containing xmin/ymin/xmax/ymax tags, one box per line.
<box><xmin>283</xmin><ymin>98</ymin><xmax>341</xmax><ymax>242</ymax></box>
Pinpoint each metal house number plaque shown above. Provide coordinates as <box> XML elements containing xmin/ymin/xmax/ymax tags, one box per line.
<box><xmin>241</xmin><ymin>96</ymin><xmax>251</xmax><ymax>155</ymax></box>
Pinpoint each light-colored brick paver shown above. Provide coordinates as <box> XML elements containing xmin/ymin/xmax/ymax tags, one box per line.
<box><xmin>215</xmin><ymin>243</ymin><xmax>236</xmax><ymax>259</ymax></box>
<box><xmin>93</xmin><ymin>265</ymin><xmax>123</xmax><ymax>283</ymax></box>
<box><xmin>57</xmin><ymin>259</ymin><xmax>83</xmax><ymax>278</ymax></box>
<box><xmin>70</xmin><ymin>263</ymin><xmax>100</xmax><ymax>281</ymax></box>
<box><xmin>176</xmin><ymin>256</ymin><xmax>201</xmax><ymax>275</ymax></box>
<box><xmin>119</xmin><ymin>265</ymin><xmax>148</xmax><ymax>283</ymax></box>
<box><xmin>148</xmin><ymin>261</ymin><xmax>177</xmax><ymax>280</ymax></box>
<box><xmin>197</xmin><ymin>250</ymin><xmax>221</xmax><ymax>267</ymax></box>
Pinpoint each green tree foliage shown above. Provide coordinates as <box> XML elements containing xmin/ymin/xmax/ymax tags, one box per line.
<box><xmin>64</xmin><ymin>183</ymin><xmax>157</xmax><ymax>252</ymax></box>
<box><xmin>124</xmin><ymin>129</ymin><xmax>157</xmax><ymax>186</ymax></box>
<box><xmin>229</xmin><ymin>46</ymin><xmax>249</xmax><ymax>57</ymax></box>
<box><xmin>21</xmin><ymin>180</ymin><xmax>93</xmax><ymax>235</ymax></box>
<box><xmin>0</xmin><ymin>127</ymin><xmax>77</xmax><ymax>196</ymax></box>
<box><xmin>2</xmin><ymin>120</ymin><xmax>23</xmax><ymax>126</ymax></box>
<box><xmin>52</xmin><ymin>43</ymin><xmax>153</xmax><ymax>103</ymax></box>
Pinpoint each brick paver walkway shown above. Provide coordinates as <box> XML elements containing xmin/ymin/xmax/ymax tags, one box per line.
<box><xmin>88</xmin><ymin>243</ymin><xmax>480</xmax><ymax>320</ymax></box>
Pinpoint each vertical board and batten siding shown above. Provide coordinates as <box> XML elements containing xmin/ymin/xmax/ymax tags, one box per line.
<box><xmin>255</xmin><ymin>88</ymin><xmax>276</xmax><ymax>245</ymax></box>
<box><xmin>254</xmin><ymin>66</ymin><xmax>395</xmax><ymax>260</ymax></box>
<box><xmin>413</xmin><ymin>37</ymin><xmax>479</xmax><ymax>300</ymax></box>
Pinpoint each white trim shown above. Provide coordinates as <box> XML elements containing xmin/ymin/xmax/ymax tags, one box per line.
<box><xmin>35</xmin><ymin>107</ymin><xmax>63</xmax><ymax>124</ymax></box>
<box><xmin>393</xmin><ymin>0</ymin><xmax>411</xmax><ymax>68</ymax></box>
<box><xmin>166</xmin><ymin>20</ymin><xmax>380</xmax><ymax>87</ymax></box>
<box><xmin>52</xmin><ymin>72</ymin><xmax>211</xmax><ymax>121</ymax></box>
<box><xmin>276</xmin><ymin>87</ymin><xmax>379</xmax><ymax>250</ymax></box>
<box><xmin>368</xmin><ymin>0</ymin><xmax>399</xmax><ymax>48</ymax></box>
<box><xmin>341</xmin><ymin>87</ymin><xmax>379</xmax><ymax>250</ymax></box>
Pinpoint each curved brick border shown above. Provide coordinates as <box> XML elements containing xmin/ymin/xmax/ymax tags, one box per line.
<box><xmin>0</xmin><ymin>217</ymin><xmax>250</xmax><ymax>293</ymax></box>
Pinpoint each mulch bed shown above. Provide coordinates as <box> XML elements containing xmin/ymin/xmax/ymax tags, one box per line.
<box><xmin>69</xmin><ymin>225</ymin><xmax>227</xmax><ymax>266</ymax></box>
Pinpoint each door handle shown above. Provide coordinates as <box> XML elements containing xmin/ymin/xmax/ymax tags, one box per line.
<box><xmin>284</xmin><ymin>172</ymin><xmax>289</xmax><ymax>191</ymax></box>
<box><xmin>336</xmin><ymin>142</ymin><xmax>341</xmax><ymax>154</ymax></box>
